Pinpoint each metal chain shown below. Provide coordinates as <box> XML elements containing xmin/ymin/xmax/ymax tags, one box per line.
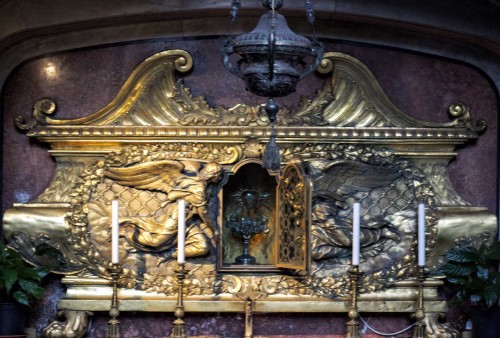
<box><xmin>305</xmin><ymin>0</ymin><xmax>315</xmax><ymax>24</ymax></box>
<box><xmin>230</xmin><ymin>0</ymin><xmax>241</xmax><ymax>21</ymax></box>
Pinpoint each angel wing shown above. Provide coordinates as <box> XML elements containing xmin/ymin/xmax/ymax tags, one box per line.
<box><xmin>314</xmin><ymin>160</ymin><xmax>403</xmax><ymax>199</ymax></box>
<box><xmin>105</xmin><ymin>160</ymin><xmax>187</xmax><ymax>193</ymax></box>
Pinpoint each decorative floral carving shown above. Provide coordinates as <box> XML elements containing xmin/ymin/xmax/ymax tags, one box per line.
<box><xmin>35</xmin><ymin>161</ymin><xmax>86</xmax><ymax>203</ymax></box>
<box><xmin>418</xmin><ymin>163</ymin><xmax>468</xmax><ymax>207</ymax></box>
<box><xmin>106</xmin><ymin>143</ymin><xmax>242</xmax><ymax>167</ymax></box>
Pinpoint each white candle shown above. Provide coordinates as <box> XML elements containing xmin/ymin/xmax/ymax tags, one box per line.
<box><xmin>418</xmin><ymin>203</ymin><xmax>426</xmax><ymax>267</ymax></box>
<box><xmin>352</xmin><ymin>202</ymin><xmax>361</xmax><ymax>266</ymax></box>
<box><xmin>177</xmin><ymin>199</ymin><xmax>186</xmax><ymax>264</ymax></box>
<box><xmin>111</xmin><ymin>199</ymin><xmax>119</xmax><ymax>264</ymax></box>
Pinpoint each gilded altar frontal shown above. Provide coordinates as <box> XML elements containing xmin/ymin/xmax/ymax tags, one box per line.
<box><xmin>2</xmin><ymin>48</ymin><xmax>497</xmax><ymax>338</ymax></box>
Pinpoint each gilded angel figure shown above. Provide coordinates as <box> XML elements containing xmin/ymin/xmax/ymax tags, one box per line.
<box><xmin>104</xmin><ymin>160</ymin><xmax>223</xmax><ymax>259</ymax></box>
<box><xmin>311</xmin><ymin>160</ymin><xmax>405</xmax><ymax>261</ymax></box>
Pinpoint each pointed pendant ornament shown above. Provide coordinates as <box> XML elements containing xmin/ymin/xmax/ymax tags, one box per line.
<box><xmin>263</xmin><ymin>127</ymin><xmax>280</xmax><ymax>170</ymax></box>
<box><xmin>262</xmin><ymin>99</ymin><xmax>281</xmax><ymax>170</ymax></box>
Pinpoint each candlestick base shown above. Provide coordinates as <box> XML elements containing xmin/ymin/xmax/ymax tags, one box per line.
<box><xmin>346</xmin><ymin>320</ymin><xmax>361</xmax><ymax>338</ymax></box>
<box><xmin>346</xmin><ymin>266</ymin><xmax>363</xmax><ymax>338</ymax></box>
<box><xmin>412</xmin><ymin>266</ymin><xmax>426</xmax><ymax>338</ymax></box>
<box><xmin>105</xmin><ymin>263</ymin><xmax>122</xmax><ymax>338</ymax></box>
<box><xmin>171</xmin><ymin>262</ymin><xmax>187</xmax><ymax>338</ymax></box>
<box><xmin>106</xmin><ymin>319</ymin><xmax>120</xmax><ymax>338</ymax></box>
<box><xmin>171</xmin><ymin>316</ymin><xmax>186</xmax><ymax>338</ymax></box>
<box><xmin>412</xmin><ymin>321</ymin><xmax>426</xmax><ymax>338</ymax></box>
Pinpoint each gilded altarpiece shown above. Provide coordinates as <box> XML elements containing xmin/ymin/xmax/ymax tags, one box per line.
<box><xmin>3</xmin><ymin>50</ymin><xmax>497</xmax><ymax>338</ymax></box>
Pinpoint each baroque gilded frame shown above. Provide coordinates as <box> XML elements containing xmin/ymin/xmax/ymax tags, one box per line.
<box><xmin>3</xmin><ymin>49</ymin><xmax>497</xmax><ymax>338</ymax></box>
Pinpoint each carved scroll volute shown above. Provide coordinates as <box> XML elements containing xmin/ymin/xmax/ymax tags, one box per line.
<box><xmin>276</xmin><ymin>162</ymin><xmax>312</xmax><ymax>271</ymax></box>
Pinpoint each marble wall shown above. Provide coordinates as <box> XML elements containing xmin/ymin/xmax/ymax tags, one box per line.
<box><xmin>1</xmin><ymin>37</ymin><xmax>498</xmax><ymax>337</ymax></box>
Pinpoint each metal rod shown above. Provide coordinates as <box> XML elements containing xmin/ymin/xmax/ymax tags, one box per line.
<box><xmin>244</xmin><ymin>297</ymin><xmax>254</xmax><ymax>338</ymax></box>
<box><xmin>233</xmin><ymin>291</ymin><xmax>266</xmax><ymax>338</ymax></box>
<box><xmin>171</xmin><ymin>262</ymin><xmax>186</xmax><ymax>338</ymax></box>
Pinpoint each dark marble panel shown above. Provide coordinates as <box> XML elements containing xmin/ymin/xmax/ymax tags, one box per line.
<box><xmin>83</xmin><ymin>311</ymin><xmax>415</xmax><ymax>338</ymax></box>
<box><xmin>26</xmin><ymin>275</ymin><xmax>65</xmax><ymax>335</ymax></box>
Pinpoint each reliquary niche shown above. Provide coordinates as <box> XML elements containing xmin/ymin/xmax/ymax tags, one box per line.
<box><xmin>3</xmin><ymin>50</ymin><xmax>497</xmax><ymax>338</ymax></box>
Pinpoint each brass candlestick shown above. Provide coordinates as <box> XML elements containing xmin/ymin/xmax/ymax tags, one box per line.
<box><xmin>412</xmin><ymin>266</ymin><xmax>426</xmax><ymax>338</ymax></box>
<box><xmin>346</xmin><ymin>265</ymin><xmax>363</xmax><ymax>338</ymax></box>
<box><xmin>171</xmin><ymin>262</ymin><xmax>187</xmax><ymax>338</ymax></box>
<box><xmin>106</xmin><ymin>263</ymin><xmax>122</xmax><ymax>338</ymax></box>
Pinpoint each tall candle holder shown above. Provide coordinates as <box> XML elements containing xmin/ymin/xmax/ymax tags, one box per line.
<box><xmin>412</xmin><ymin>266</ymin><xmax>426</xmax><ymax>338</ymax></box>
<box><xmin>346</xmin><ymin>265</ymin><xmax>363</xmax><ymax>338</ymax></box>
<box><xmin>106</xmin><ymin>263</ymin><xmax>122</xmax><ymax>338</ymax></box>
<box><xmin>171</xmin><ymin>262</ymin><xmax>187</xmax><ymax>338</ymax></box>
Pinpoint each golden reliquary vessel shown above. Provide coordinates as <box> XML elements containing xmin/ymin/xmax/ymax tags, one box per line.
<box><xmin>3</xmin><ymin>50</ymin><xmax>497</xmax><ymax>338</ymax></box>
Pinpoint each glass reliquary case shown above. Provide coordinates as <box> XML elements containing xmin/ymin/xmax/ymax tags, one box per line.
<box><xmin>3</xmin><ymin>49</ymin><xmax>497</xmax><ymax>338</ymax></box>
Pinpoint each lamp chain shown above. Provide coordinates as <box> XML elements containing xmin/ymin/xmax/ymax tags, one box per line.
<box><xmin>304</xmin><ymin>0</ymin><xmax>315</xmax><ymax>24</ymax></box>
<box><xmin>305</xmin><ymin>0</ymin><xmax>318</xmax><ymax>38</ymax></box>
<box><xmin>230</xmin><ymin>0</ymin><xmax>241</xmax><ymax>21</ymax></box>
<box><xmin>228</xmin><ymin>0</ymin><xmax>241</xmax><ymax>37</ymax></box>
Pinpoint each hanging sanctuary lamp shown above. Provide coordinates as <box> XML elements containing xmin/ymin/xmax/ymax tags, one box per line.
<box><xmin>222</xmin><ymin>0</ymin><xmax>324</xmax><ymax>170</ymax></box>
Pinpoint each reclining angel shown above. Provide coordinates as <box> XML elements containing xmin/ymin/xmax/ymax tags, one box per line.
<box><xmin>310</xmin><ymin>160</ymin><xmax>409</xmax><ymax>263</ymax></box>
<box><xmin>105</xmin><ymin>160</ymin><xmax>223</xmax><ymax>260</ymax></box>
